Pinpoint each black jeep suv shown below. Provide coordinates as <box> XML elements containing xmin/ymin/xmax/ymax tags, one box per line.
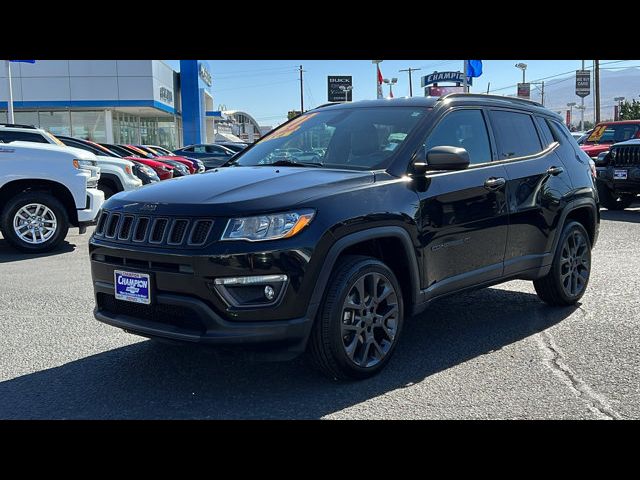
<box><xmin>594</xmin><ymin>139</ymin><xmax>640</xmax><ymax>210</ymax></box>
<box><xmin>89</xmin><ymin>95</ymin><xmax>599</xmax><ymax>380</ymax></box>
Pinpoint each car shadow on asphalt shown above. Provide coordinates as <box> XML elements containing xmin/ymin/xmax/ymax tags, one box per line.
<box><xmin>600</xmin><ymin>208</ymin><xmax>640</xmax><ymax>224</ymax></box>
<box><xmin>0</xmin><ymin>287</ymin><xmax>577</xmax><ymax>419</ymax></box>
<box><xmin>0</xmin><ymin>237</ymin><xmax>76</xmax><ymax>263</ymax></box>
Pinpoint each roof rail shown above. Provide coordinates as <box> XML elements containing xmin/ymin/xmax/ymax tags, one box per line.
<box><xmin>439</xmin><ymin>93</ymin><xmax>543</xmax><ymax>107</ymax></box>
<box><xmin>313</xmin><ymin>102</ymin><xmax>341</xmax><ymax>109</ymax></box>
<box><xmin>0</xmin><ymin>123</ymin><xmax>38</xmax><ymax>129</ymax></box>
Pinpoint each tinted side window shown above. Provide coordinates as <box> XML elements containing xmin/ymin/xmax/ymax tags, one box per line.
<box><xmin>181</xmin><ymin>146</ymin><xmax>194</xmax><ymax>152</ymax></box>
<box><xmin>0</xmin><ymin>131</ymin><xmax>49</xmax><ymax>143</ymax></box>
<box><xmin>490</xmin><ymin>111</ymin><xmax>542</xmax><ymax>159</ymax></box>
<box><xmin>193</xmin><ymin>145</ymin><xmax>207</xmax><ymax>153</ymax></box>
<box><xmin>535</xmin><ymin>116</ymin><xmax>555</xmax><ymax>147</ymax></box>
<box><xmin>425</xmin><ymin>109</ymin><xmax>492</xmax><ymax>165</ymax></box>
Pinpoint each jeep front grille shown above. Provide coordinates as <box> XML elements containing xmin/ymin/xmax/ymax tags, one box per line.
<box><xmin>613</xmin><ymin>145</ymin><xmax>640</xmax><ymax>167</ymax></box>
<box><xmin>93</xmin><ymin>211</ymin><xmax>215</xmax><ymax>248</ymax></box>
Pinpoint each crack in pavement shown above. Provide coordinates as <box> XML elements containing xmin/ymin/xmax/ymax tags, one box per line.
<box><xmin>536</xmin><ymin>329</ymin><xmax>621</xmax><ymax>420</ymax></box>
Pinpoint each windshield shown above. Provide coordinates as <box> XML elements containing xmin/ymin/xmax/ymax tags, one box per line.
<box><xmin>231</xmin><ymin>107</ymin><xmax>427</xmax><ymax>170</ymax></box>
<box><xmin>584</xmin><ymin>123</ymin><xmax>639</xmax><ymax>144</ymax></box>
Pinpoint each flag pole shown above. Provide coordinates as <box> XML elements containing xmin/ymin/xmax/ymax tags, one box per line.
<box><xmin>463</xmin><ymin>60</ymin><xmax>468</xmax><ymax>93</ymax></box>
<box><xmin>6</xmin><ymin>61</ymin><xmax>15</xmax><ymax>123</ymax></box>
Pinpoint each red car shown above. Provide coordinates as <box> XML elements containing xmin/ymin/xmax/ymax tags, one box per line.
<box><xmin>99</xmin><ymin>143</ymin><xmax>175</xmax><ymax>181</ymax></box>
<box><xmin>125</xmin><ymin>144</ymin><xmax>198</xmax><ymax>174</ymax></box>
<box><xmin>580</xmin><ymin>120</ymin><xmax>640</xmax><ymax>158</ymax></box>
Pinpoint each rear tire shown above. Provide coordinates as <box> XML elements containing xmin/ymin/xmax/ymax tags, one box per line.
<box><xmin>307</xmin><ymin>255</ymin><xmax>404</xmax><ymax>381</ymax></box>
<box><xmin>534</xmin><ymin>221</ymin><xmax>591</xmax><ymax>306</ymax></box>
<box><xmin>597</xmin><ymin>181</ymin><xmax>634</xmax><ymax>210</ymax></box>
<box><xmin>0</xmin><ymin>192</ymin><xmax>69</xmax><ymax>253</ymax></box>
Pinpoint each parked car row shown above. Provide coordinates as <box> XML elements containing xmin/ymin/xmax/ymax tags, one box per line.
<box><xmin>0</xmin><ymin>123</ymin><xmax>246</xmax><ymax>253</ymax></box>
<box><xmin>578</xmin><ymin>120</ymin><xmax>640</xmax><ymax>211</ymax></box>
<box><xmin>173</xmin><ymin>142</ymin><xmax>248</xmax><ymax>170</ymax></box>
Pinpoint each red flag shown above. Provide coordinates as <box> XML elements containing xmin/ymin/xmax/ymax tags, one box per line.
<box><xmin>377</xmin><ymin>65</ymin><xmax>384</xmax><ymax>99</ymax></box>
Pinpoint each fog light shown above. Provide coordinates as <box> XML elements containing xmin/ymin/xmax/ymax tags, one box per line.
<box><xmin>212</xmin><ymin>274</ymin><xmax>288</xmax><ymax>308</ymax></box>
<box><xmin>264</xmin><ymin>285</ymin><xmax>275</xmax><ymax>300</ymax></box>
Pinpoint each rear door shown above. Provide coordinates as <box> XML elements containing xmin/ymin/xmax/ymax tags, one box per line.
<box><xmin>417</xmin><ymin>108</ymin><xmax>509</xmax><ymax>296</ymax></box>
<box><xmin>488</xmin><ymin>109</ymin><xmax>573</xmax><ymax>275</ymax></box>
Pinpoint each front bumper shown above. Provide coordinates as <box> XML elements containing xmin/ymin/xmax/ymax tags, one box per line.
<box><xmin>77</xmin><ymin>188</ymin><xmax>105</xmax><ymax>223</ymax></box>
<box><xmin>596</xmin><ymin>166</ymin><xmax>640</xmax><ymax>194</ymax></box>
<box><xmin>93</xmin><ymin>281</ymin><xmax>313</xmax><ymax>354</ymax></box>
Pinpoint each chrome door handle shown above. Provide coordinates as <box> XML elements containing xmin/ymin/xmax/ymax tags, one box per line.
<box><xmin>547</xmin><ymin>165</ymin><xmax>564</xmax><ymax>176</ymax></box>
<box><xmin>484</xmin><ymin>177</ymin><xmax>506</xmax><ymax>190</ymax></box>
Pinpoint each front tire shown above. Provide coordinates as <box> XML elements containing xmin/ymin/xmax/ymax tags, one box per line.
<box><xmin>0</xmin><ymin>192</ymin><xmax>69</xmax><ymax>253</ymax></box>
<box><xmin>307</xmin><ymin>255</ymin><xmax>404</xmax><ymax>380</ymax></box>
<box><xmin>534</xmin><ymin>221</ymin><xmax>591</xmax><ymax>306</ymax></box>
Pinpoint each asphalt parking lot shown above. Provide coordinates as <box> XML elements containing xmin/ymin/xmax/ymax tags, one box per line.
<box><xmin>1</xmin><ymin>207</ymin><xmax>639</xmax><ymax>420</ymax></box>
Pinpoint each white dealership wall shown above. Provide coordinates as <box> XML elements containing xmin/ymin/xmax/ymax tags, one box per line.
<box><xmin>0</xmin><ymin>60</ymin><xmax>179</xmax><ymax>145</ymax></box>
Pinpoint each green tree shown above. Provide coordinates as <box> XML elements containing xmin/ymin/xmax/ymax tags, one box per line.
<box><xmin>619</xmin><ymin>99</ymin><xmax>640</xmax><ymax>120</ymax></box>
<box><xmin>582</xmin><ymin>121</ymin><xmax>594</xmax><ymax>130</ymax></box>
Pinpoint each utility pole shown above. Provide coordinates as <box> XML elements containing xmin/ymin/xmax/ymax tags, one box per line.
<box><xmin>580</xmin><ymin>60</ymin><xmax>585</xmax><ymax>131</ymax></box>
<box><xmin>298</xmin><ymin>65</ymin><xmax>305</xmax><ymax>113</ymax></box>
<box><xmin>399</xmin><ymin>67</ymin><xmax>421</xmax><ymax>97</ymax></box>
<box><xmin>594</xmin><ymin>60</ymin><xmax>600</xmax><ymax>124</ymax></box>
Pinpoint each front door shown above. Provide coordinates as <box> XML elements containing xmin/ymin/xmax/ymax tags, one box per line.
<box><xmin>416</xmin><ymin>108</ymin><xmax>509</xmax><ymax>298</ymax></box>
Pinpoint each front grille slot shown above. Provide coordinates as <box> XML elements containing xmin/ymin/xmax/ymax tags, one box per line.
<box><xmin>189</xmin><ymin>220</ymin><xmax>213</xmax><ymax>245</ymax></box>
<box><xmin>105</xmin><ymin>214</ymin><xmax>120</xmax><ymax>238</ymax></box>
<box><xmin>133</xmin><ymin>217</ymin><xmax>150</xmax><ymax>242</ymax></box>
<box><xmin>149</xmin><ymin>218</ymin><xmax>169</xmax><ymax>244</ymax></box>
<box><xmin>168</xmin><ymin>219</ymin><xmax>189</xmax><ymax>245</ymax></box>
<box><xmin>94</xmin><ymin>212</ymin><xmax>214</xmax><ymax>248</ymax></box>
<box><xmin>96</xmin><ymin>211</ymin><xmax>108</xmax><ymax>235</ymax></box>
<box><xmin>118</xmin><ymin>216</ymin><xmax>134</xmax><ymax>240</ymax></box>
<box><xmin>614</xmin><ymin>146</ymin><xmax>640</xmax><ymax>167</ymax></box>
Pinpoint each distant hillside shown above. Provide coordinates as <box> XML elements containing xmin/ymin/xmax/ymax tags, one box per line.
<box><xmin>528</xmin><ymin>67</ymin><xmax>640</xmax><ymax>126</ymax></box>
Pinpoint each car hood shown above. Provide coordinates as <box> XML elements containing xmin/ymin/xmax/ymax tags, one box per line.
<box><xmin>96</xmin><ymin>155</ymin><xmax>134</xmax><ymax>168</ymax></box>
<box><xmin>105</xmin><ymin>166</ymin><xmax>374</xmax><ymax>216</ymax></box>
<box><xmin>581</xmin><ymin>144</ymin><xmax>610</xmax><ymax>155</ymax></box>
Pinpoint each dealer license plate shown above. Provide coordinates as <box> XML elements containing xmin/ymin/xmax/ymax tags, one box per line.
<box><xmin>114</xmin><ymin>270</ymin><xmax>151</xmax><ymax>304</ymax></box>
<box><xmin>614</xmin><ymin>169</ymin><xmax>628</xmax><ymax>180</ymax></box>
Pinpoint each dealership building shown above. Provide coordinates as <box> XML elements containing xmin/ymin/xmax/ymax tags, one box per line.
<box><xmin>0</xmin><ymin>60</ymin><xmax>262</xmax><ymax>149</ymax></box>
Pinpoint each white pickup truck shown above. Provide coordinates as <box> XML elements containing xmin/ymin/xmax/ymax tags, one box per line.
<box><xmin>0</xmin><ymin>125</ymin><xmax>143</xmax><ymax>199</ymax></box>
<box><xmin>0</xmin><ymin>141</ymin><xmax>104</xmax><ymax>252</ymax></box>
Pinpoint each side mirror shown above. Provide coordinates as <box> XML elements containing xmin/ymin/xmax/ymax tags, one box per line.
<box><xmin>426</xmin><ymin>146</ymin><xmax>470</xmax><ymax>171</ymax></box>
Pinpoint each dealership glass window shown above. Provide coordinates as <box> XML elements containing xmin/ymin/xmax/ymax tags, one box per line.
<box><xmin>0</xmin><ymin>111</ymin><xmax>7</xmax><ymax>123</ymax></box>
<box><xmin>37</xmin><ymin>111</ymin><xmax>72</xmax><ymax>136</ymax></box>
<box><xmin>14</xmin><ymin>111</ymin><xmax>39</xmax><ymax>128</ymax></box>
<box><xmin>71</xmin><ymin>111</ymin><xmax>107</xmax><ymax>142</ymax></box>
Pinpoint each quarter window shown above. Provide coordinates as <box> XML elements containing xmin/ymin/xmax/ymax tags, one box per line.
<box><xmin>424</xmin><ymin>109</ymin><xmax>492</xmax><ymax>165</ymax></box>
<box><xmin>0</xmin><ymin>131</ymin><xmax>49</xmax><ymax>143</ymax></box>
<box><xmin>490</xmin><ymin>110</ymin><xmax>542</xmax><ymax>159</ymax></box>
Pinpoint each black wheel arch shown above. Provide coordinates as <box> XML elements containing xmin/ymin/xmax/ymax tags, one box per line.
<box><xmin>98</xmin><ymin>173</ymin><xmax>123</xmax><ymax>193</ymax></box>
<box><xmin>0</xmin><ymin>179</ymin><xmax>79</xmax><ymax>226</ymax></box>
<box><xmin>308</xmin><ymin>226</ymin><xmax>422</xmax><ymax>321</ymax></box>
<box><xmin>552</xmin><ymin>197</ymin><xmax>599</xmax><ymax>253</ymax></box>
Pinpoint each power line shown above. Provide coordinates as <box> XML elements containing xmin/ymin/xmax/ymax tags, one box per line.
<box><xmin>214</xmin><ymin>79</ymin><xmax>298</xmax><ymax>92</ymax></box>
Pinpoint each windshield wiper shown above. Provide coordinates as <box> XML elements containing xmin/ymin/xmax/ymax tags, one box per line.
<box><xmin>269</xmin><ymin>159</ymin><xmax>324</xmax><ymax>168</ymax></box>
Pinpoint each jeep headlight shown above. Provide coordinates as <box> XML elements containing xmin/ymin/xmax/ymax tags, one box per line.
<box><xmin>222</xmin><ymin>209</ymin><xmax>315</xmax><ymax>241</ymax></box>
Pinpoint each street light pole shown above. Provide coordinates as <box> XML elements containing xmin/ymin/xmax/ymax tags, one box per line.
<box><xmin>614</xmin><ymin>96</ymin><xmax>625</xmax><ymax>120</ymax></box>
<box><xmin>515</xmin><ymin>63</ymin><xmax>527</xmax><ymax>84</ymax></box>
<box><xmin>6</xmin><ymin>61</ymin><xmax>15</xmax><ymax>123</ymax></box>
<box><xmin>383</xmin><ymin>78</ymin><xmax>398</xmax><ymax>98</ymax></box>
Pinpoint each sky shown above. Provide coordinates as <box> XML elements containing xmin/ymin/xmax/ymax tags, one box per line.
<box><xmin>165</xmin><ymin>60</ymin><xmax>637</xmax><ymax>127</ymax></box>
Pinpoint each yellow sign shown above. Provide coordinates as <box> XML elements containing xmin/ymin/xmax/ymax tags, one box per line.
<box><xmin>587</xmin><ymin>124</ymin><xmax>607</xmax><ymax>143</ymax></box>
<box><xmin>262</xmin><ymin>113</ymin><xmax>319</xmax><ymax>142</ymax></box>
